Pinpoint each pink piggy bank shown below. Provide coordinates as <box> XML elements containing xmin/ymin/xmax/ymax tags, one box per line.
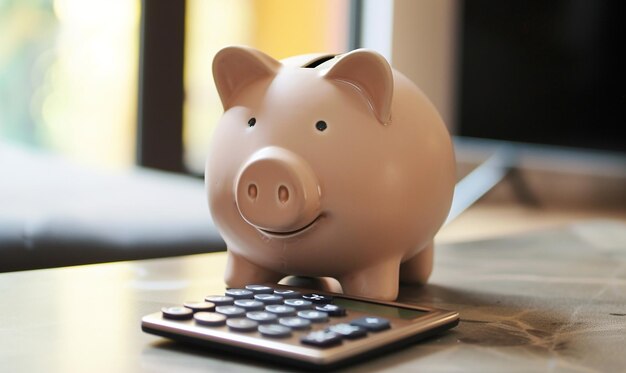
<box><xmin>206</xmin><ymin>46</ymin><xmax>455</xmax><ymax>300</ymax></box>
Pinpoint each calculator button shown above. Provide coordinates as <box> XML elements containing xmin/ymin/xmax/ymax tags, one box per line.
<box><xmin>273</xmin><ymin>289</ymin><xmax>301</xmax><ymax>299</ymax></box>
<box><xmin>327</xmin><ymin>323</ymin><xmax>367</xmax><ymax>339</ymax></box>
<box><xmin>225</xmin><ymin>289</ymin><xmax>254</xmax><ymax>299</ymax></box>
<box><xmin>254</xmin><ymin>294</ymin><xmax>283</xmax><ymax>305</ymax></box>
<box><xmin>227</xmin><ymin>318</ymin><xmax>258</xmax><ymax>332</ymax></box>
<box><xmin>194</xmin><ymin>312</ymin><xmax>226</xmax><ymax>326</ymax></box>
<box><xmin>215</xmin><ymin>305</ymin><xmax>246</xmax><ymax>318</ymax></box>
<box><xmin>279</xmin><ymin>317</ymin><xmax>311</xmax><ymax>330</ymax></box>
<box><xmin>244</xmin><ymin>284</ymin><xmax>274</xmax><ymax>294</ymax></box>
<box><xmin>204</xmin><ymin>295</ymin><xmax>234</xmax><ymax>306</ymax></box>
<box><xmin>258</xmin><ymin>324</ymin><xmax>292</xmax><ymax>338</ymax></box>
<box><xmin>350</xmin><ymin>317</ymin><xmax>391</xmax><ymax>331</ymax></box>
<box><xmin>162</xmin><ymin>306</ymin><xmax>193</xmax><ymax>320</ymax></box>
<box><xmin>234</xmin><ymin>299</ymin><xmax>265</xmax><ymax>311</ymax></box>
<box><xmin>315</xmin><ymin>303</ymin><xmax>346</xmax><ymax>316</ymax></box>
<box><xmin>297</xmin><ymin>310</ymin><xmax>329</xmax><ymax>323</ymax></box>
<box><xmin>183</xmin><ymin>301</ymin><xmax>215</xmax><ymax>312</ymax></box>
<box><xmin>301</xmin><ymin>330</ymin><xmax>342</xmax><ymax>347</ymax></box>
<box><xmin>283</xmin><ymin>299</ymin><xmax>313</xmax><ymax>310</ymax></box>
<box><xmin>302</xmin><ymin>293</ymin><xmax>333</xmax><ymax>304</ymax></box>
<box><xmin>265</xmin><ymin>304</ymin><xmax>297</xmax><ymax>317</ymax></box>
<box><xmin>246</xmin><ymin>311</ymin><xmax>278</xmax><ymax>324</ymax></box>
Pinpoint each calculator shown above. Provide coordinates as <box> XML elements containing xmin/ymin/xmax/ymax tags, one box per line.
<box><xmin>141</xmin><ymin>284</ymin><xmax>459</xmax><ymax>370</ymax></box>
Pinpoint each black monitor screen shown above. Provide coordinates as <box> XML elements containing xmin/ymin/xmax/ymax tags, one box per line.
<box><xmin>457</xmin><ymin>0</ymin><xmax>625</xmax><ymax>153</ymax></box>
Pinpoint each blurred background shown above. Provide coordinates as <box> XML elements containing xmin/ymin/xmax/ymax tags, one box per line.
<box><xmin>2</xmin><ymin>0</ymin><xmax>623</xmax><ymax>173</ymax></box>
<box><xmin>1</xmin><ymin>0</ymin><xmax>624</xmax><ymax>271</ymax></box>
<box><xmin>0</xmin><ymin>0</ymin><xmax>140</xmax><ymax>168</ymax></box>
<box><xmin>0</xmin><ymin>0</ymin><xmax>351</xmax><ymax>173</ymax></box>
<box><xmin>0</xmin><ymin>0</ymin><xmax>626</xmax><ymax>174</ymax></box>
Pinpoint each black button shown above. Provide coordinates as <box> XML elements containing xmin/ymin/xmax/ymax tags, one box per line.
<box><xmin>245</xmin><ymin>284</ymin><xmax>274</xmax><ymax>294</ymax></box>
<box><xmin>233</xmin><ymin>299</ymin><xmax>264</xmax><ymax>311</ymax></box>
<box><xmin>302</xmin><ymin>293</ymin><xmax>333</xmax><ymax>304</ymax></box>
<box><xmin>227</xmin><ymin>318</ymin><xmax>258</xmax><ymax>332</ymax></box>
<box><xmin>301</xmin><ymin>330</ymin><xmax>342</xmax><ymax>347</ymax></box>
<box><xmin>327</xmin><ymin>323</ymin><xmax>367</xmax><ymax>339</ymax></box>
<box><xmin>254</xmin><ymin>294</ymin><xmax>283</xmax><ymax>305</ymax></box>
<box><xmin>283</xmin><ymin>299</ymin><xmax>313</xmax><ymax>310</ymax></box>
<box><xmin>265</xmin><ymin>304</ymin><xmax>297</xmax><ymax>317</ymax></box>
<box><xmin>315</xmin><ymin>303</ymin><xmax>346</xmax><ymax>316</ymax></box>
<box><xmin>204</xmin><ymin>295</ymin><xmax>234</xmax><ymax>306</ymax></box>
<box><xmin>225</xmin><ymin>289</ymin><xmax>254</xmax><ymax>299</ymax></box>
<box><xmin>162</xmin><ymin>306</ymin><xmax>193</xmax><ymax>320</ymax></box>
<box><xmin>194</xmin><ymin>312</ymin><xmax>226</xmax><ymax>326</ymax></box>
<box><xmin>246</xmin><ymin>311</ymin><xmax>278</xmax><ymax>324</ymax></box>
<box><xmin>279</xmin><ymin>316</ymin><xmax>311</xmax><ymax>330</ymax></box>
<box><xmin>215</xmin><ymin>305</ymin><xmax>246</xmax><ymax>318</ymax></box>
<box><xmin>350</xmin><ymin>317</ymin><xmax>391</xmax><ymax>332</ymax></box>
<box><xmin>273</xmin><ymin>289</ymin><xmax>301</xmax><ymax>299</ymax></box>
<box><xmin>183</xmin><ymin>301</ymin><xmax>216</xmax><ymax>312</ymax></box>
<box><xmin>258</xmin><ymin>324</ymin><xmax>292</xmax><ymax>338</ymax></box>
<box><xmin>297</xmin><ymin>310</ymin><xmax>329</xmax><ymax>323</ymax></box>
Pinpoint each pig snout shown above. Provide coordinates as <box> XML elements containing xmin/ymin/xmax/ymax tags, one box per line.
<box><xmin>235</xmin><ymin>147</ymin><xmax>321</xmax><ymax>234</ymax></box>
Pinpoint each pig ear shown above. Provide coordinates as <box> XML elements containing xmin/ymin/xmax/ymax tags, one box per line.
<box><xmin>213</xmin><ymin>46</ymin><xmax>281</xmax><ymax>109</ymax></box>
<box><xmin>324</xmin><ymin>49</ymin><xmax>393</xmax><ymax>125</ymax></box>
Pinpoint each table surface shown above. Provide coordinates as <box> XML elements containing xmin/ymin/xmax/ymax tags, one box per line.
<box><xmin>2</xmin><ymin>206</ymin><xmax>625</xmax><ymax>372</ymax></box>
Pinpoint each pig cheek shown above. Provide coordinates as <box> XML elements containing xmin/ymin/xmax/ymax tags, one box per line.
<box><xmin>319</xmin><ymin>159</ymin><xmax>417</xmax><ymax>260</ymax></box>
<box><xmin>206</xmin><ymin>115</ymin><xmax>266</xmax><ymax>254</ymax></box>
<box><xmin>272</xmin><ymin>221</ymin><xmax>386</xmax><ymax>276</ymax></box>
<box><xmin>272</xmin><ymin>189</ymin><xmax>394</xmax><ymax>272</ymax></box>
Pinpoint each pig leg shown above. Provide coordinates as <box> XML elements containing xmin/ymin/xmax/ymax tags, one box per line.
<box><xmin>399</xmin><ymin>241</ymin><xmax>433</xmax><ymax>284</ymax></box>
<box><xmin>224</xmin><ymin>250</ymin><xmax>284</xmax><ymax>288</ymax></box>
<box><xmin>338</xmin><ymin>257</ymin><xmax>401</xmax><ymax>301</ymax></box>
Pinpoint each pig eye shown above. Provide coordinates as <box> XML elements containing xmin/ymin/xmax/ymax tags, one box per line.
<box><xmin>315</xmin><ymin>120</ymin><xmax>327</xmax><ymax>132</ymax></box>
<box><xmin>248</xmin><ymin>117</ymin><xmax>256</xmax><ymax>127</ymax></box>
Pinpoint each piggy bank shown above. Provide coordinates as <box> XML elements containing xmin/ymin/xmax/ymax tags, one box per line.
<box><xmin>206</xmin><ymin>46</ymin><xmax>455</xmax><ymax>300</ymax></box>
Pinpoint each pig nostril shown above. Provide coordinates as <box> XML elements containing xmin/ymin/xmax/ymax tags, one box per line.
<box><xmin>278</xmin><ymin>185</ymin><xmax>289</xmax><ymax>204</ymax></box>
<box><xmin>248</xmin><ymin>184</ymin><xmax>258</xmax><ymax>200</ymax></box>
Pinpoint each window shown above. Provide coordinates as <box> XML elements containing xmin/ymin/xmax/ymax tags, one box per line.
<box><xmin>183</xmin><ymin>0</ymin><xmax>350</xmax><ymax>174</ymax></box>
<box><xmin>1</xmin><ymin>0</ymin><xmax>350</xmax><ymax>173</ymax></box>
<box><xmin>0</xmin><ymin>0</ymin><xmax>141</xmax><ymax>168</ymax></box>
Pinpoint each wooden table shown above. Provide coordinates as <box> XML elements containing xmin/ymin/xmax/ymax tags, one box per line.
<box><xmin>2</xmin><ymin>204</ymin><xmax>625</xmax><ymax>372</ymax></box>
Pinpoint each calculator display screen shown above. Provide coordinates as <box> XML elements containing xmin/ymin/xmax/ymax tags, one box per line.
<box><xmin>334</xmin><ymin>298</ymin><xmax>429</xmax><ymax>320</ymax></box>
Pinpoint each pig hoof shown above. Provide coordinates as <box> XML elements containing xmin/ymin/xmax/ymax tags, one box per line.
<box><xmin>225</xmin><ymin>250</ymin><xmax>284</xmax><ymax>287</ymax></box>
<box><xmin>400</xmin><ymin>243</ymin><xmax>434</xmax><ymax>284</ymax></box>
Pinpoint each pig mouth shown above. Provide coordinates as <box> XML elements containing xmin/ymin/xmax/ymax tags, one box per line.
<box><xmin>257</xmin><ymin>215</ymin><xmax>322</xmax><ymax>238</ymax></box>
